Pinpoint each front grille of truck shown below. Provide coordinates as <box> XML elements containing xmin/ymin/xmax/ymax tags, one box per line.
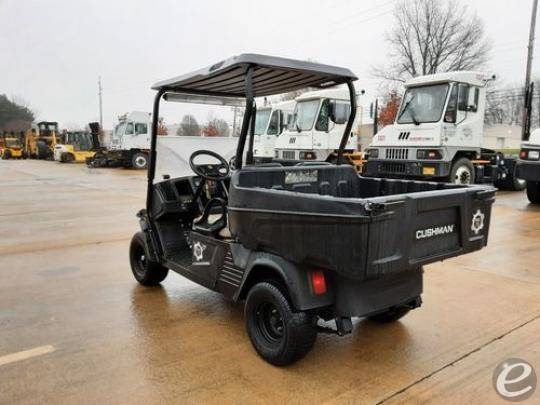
<box><xmin>282</xmin><ymin>151</ymin><xmax>296</xmax><ymax>159</ymax></box>
<box><xmin>385</xmin><ymin>148</ymin><xmax>409</xmax><ymax>160</ymax></box>
<box><xmin>380</xmin><ymin>162</ymin><xmax>406</xmax><ymax>174</ymax></box>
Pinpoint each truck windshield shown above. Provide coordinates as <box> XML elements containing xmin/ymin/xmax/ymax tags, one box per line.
<box><xmin>5</xmin><ymin>139</ymin><xmax>20</xmax><ymax>147</ymax></box>
<box><xmin>291</xmin><ymin>99</ymin><xmax>319</xmax><ymax>131</ymax></box>
<box><xmin>397</xmin><ymin>84</ymin><xmax>449</xmax><ymax>124</ymax></box>
<box><xmin>254</xmin><ymin>109</ymin><xmax>271</xmax><ymax>135</ymax></box>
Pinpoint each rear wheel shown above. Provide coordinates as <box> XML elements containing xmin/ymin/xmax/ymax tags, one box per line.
<box><xmin>368</xmin><ymin>306</ymin><xmax>410</xmax><ymax>323</ymax></box>
<box><xmin>245</xmin><ymin>282</ymin><xmax>317</xmax><ymax>366</ymax></box>
<box><xmin>129</xmin><ymin>232</ymin><xmax>168</xmax><ymax>286</ymax></box>
<box><xmin>526</xmin><ymin>181</ymin><xmax>540</xmax><ymax>204</ymax></box>
<box><xmin>450</xmin><ymin>158</ymin><xmax>475</xmax><ymax>185</ymax></box>
<box><xmin>131</xmin><ymin>152</ymin><xmax>148</xmax><ymax>169</ymax></box>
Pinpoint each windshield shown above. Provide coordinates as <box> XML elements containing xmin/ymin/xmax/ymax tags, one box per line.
<box><xmin>397</xmin><ymin>84</ymin><xmax>449</xmax><ymax>124</ymax></box>
<box><xmin>69</xmin><ymin>133</ymin><xmax>93</xmax><ymax>150</ymax></box>
<box><xmin>290</xmin><ymin>99</ymin><xmax>320</xmax><ymax>131</ymax></box>
<box><xmin>254</xmin><ymin>109</ymin><xmax>271</xmax><ymax>135</ymax></box>
<box><xmin>5</xmin><ymin>139</ymin><xmax>20</xmax><ymax>147</ymax></box>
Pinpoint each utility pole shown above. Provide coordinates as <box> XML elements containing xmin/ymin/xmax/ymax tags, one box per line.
<box><xmin>98</xmin><ymin>76</ymin><xmax>103</xmax><ymax>129</ymax></box>
<box><xmin>523</xmin><ymin>0</ymin><xmax>538</xmax><ymax>141</ymax></box>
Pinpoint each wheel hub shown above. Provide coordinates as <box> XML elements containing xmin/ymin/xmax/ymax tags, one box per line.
<box><xmin>257</xmin><ymin>303</ymin><xmax>284</xmax><ymax>341</ymax></box>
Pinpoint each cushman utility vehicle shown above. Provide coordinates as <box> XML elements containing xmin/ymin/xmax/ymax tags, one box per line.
<box><xmin>130</xmin><ymin>54</ymin><xmax>496</xmax><ymax>366</ymax></box>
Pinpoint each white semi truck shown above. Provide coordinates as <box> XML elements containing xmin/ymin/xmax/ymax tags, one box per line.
<box><xmin>516</xmin><ymin>129</ymin><xmax>540</xmax><ymax>203</ymax></box>
<box><xmin>87</xmin><ymin>111</ymin><xmax>152</xmax><ymax>169</ymax></box>
<box><xmin>253</xmin><ymin>100</ymin><xmax>295</xmax><ymax>162</ymax></box>
<box><xmin>273</xmin><ymin>87</ymin><xmax>363</xmax><ymax>168</ymax></box>
<box><xmin>364</xmin><ymin>71</ymin><xmax>525</xmax><ymax>189</ymax></box>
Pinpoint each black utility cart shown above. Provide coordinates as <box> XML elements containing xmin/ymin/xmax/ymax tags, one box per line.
<box><xmin>130</xmin><ymin>54</ymin><xmax>496</xmax><ymax>366</ymax></box>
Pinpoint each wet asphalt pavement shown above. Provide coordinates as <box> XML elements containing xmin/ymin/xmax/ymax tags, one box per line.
<box><xmin>0</xmin><ymin>160</ymin><xmax>539</xmax><ymax>404</ymax></box>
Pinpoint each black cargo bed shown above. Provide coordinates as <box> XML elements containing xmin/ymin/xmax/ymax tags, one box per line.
<box><xmin>228</xmin><ymin>164</ymin><xmax>495</xmax><ymax>281</ymax></box>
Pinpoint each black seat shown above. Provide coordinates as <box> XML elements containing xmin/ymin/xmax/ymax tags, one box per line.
<box><xmin>192</xmin><ymin>198</ymin><xmax>230</xmax><ymax>238</ymax></box>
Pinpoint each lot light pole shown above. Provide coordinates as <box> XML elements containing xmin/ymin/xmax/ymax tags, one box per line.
<box><xmin>523</xmin><ymin>0</ymin><xmax>538</xmax><ymax>141</ymax></box>
<box><xmin>98</xmin><ymin>76</ymin><xmax>103</xmax><ymax>129</ymax></box>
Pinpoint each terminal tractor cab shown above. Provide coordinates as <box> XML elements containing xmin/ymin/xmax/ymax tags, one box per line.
<box><xmin>129</xmin><ymin>54</ymin><xmax>494</xmax><ymax>365</ymax></box>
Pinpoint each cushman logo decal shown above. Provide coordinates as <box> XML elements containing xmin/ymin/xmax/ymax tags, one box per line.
<box><xmin>471</xmin><ymin>209</ymin><xmax>485</xmax><ymax>235</ymax></box>
<box><xmin>192</xmin><ymin>241</ymin><xmax>206</xmax><ymax>262</ymax></box>
<box><xmin>416</xmin><ymin>224</ymin><xmax>455</xmax><ymax>240</ymax></box>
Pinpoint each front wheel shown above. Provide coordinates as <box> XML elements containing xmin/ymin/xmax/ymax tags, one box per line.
<box><xmin>526</xmin><ymin>181</ymin><xmax>540</xmax><ymax>204</ymax></box>
<box><xmin>449</xmin><ymin>158</ymin><xmax>475</xmax><ymax>185</ymax></box>
<box><xmin>245</xmin><ymin>282</ymin><xmax>317</xmax><ymax>366</ymax></box>
<box><xmin>131</xmin><ymin>152</ymin><xmax>148</xmax><ymax>170</ymax></box>
<box><xmin>129</xmin><ymin>232</ymin><xmax>168</xmax><ymax>286</ymax></box>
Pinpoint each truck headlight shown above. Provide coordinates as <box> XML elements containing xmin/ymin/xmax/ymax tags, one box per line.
<box><xmin>299</xmin><ymin>151</ymin><xmax>316</xmax><ymax>160</ymax></box>
<box><xmin>529</xmin><ymin>150</ymin><xmax>540</xmax><ymax>160</ymax></box>
<box><xmin>417</xmin><ymin>149</ymin><xmax>442</xmax><ymax>159</ymax></box>
<box><xmin>366</xmin><ymin>149</ymin><xmax>378</xmax><ymax>158</ymax></box>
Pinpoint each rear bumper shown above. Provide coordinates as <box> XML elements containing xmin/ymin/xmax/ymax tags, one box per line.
<box><xmin>515</xmin><ymin>161</ymin><xmax>540</xmax><ymax>181</ymax></box>
<box><xmin>364</xmin><ymin>159</ymin><xmax>451</xmax><ymax>179</ymax></box>
<box><xmin>333</xmin><ymin>268</ymin><xmax>423</xmax><ymax>317</ymax></box>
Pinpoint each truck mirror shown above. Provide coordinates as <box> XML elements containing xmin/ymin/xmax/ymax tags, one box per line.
<box><xmin>329</xmin><ymin>101</ymin><xmax>349</xmax><ymax>125</ymax></box>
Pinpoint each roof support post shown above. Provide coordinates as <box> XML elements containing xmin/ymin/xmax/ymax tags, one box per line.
<box><xmin>246</xmin><ymin>102</ymin><xmax>257</xmax><ymax>165</ymax></box>
<box><xmin>146</xmin><ymin>87</ymin><xmax>166</xmax><ymax>213</ymax></box>
<box><xmin>234</xmin><ymin>66</ymin><xmax>254</xmax><ymax>169</ymax></box>
<box><xmin>336</xmin><ymin>80</ymin><xmax>357</xmax><ymax>165</ymax></box>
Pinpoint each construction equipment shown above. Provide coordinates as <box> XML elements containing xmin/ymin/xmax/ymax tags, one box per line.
<box><xmin>0</xmin><ymin>132</ymin><xmax>24</xmax><ymax>159</ymax></box>
<box><xmin>24</xmin><ymin>121</ymin><xmax>62</xmax><ymax>160</ymax></box>
<box><xmin>54</xmin><ymin>128</ymin><xmax>97</xmax><ymax>163</ymax></box>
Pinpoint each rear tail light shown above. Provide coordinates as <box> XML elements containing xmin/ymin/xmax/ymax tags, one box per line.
<box><xmin>311</xmin><ymin>270</ymin><xmax>326</xmax><ymax>295</ymax></box>
<box><xmin>520</xmin><ymin>150</ymin><xmax>527</xmax><ymax>159</ymax></box>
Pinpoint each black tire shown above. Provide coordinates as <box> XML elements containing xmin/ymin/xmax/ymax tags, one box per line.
<box><xmin>526</xmin><ymin>181</ymin><xmax>540</xmax><ymax>204</ymax></box>
<box><xmin>368</xmin><ymin>306</ymin><xmax>410</xmax><ymax>323</ymax></box>
<box><xmin>131</xmin><ymin>152</ymin><xmax>148</xmax><ymax>170</ymax></box>
<box><xmin>449</xmin><ymin>158</ymin><xmax>475</xmax><ymax>185</ymax></box>
<box><xmin>61</xmin><ymin>152</ymin><xmax>74</xmax><ymax>163</ymax></box>
<box><xmin>245</xmin><ymin>282</ymin><xmax>317</xmax><ymax>366</ymax></box>
<box><xmin>129</xmin><ymin>231</ymin><xmax>168</xmax><ymax>286</ymax></box>
<box><xmin>37</xmin><ymin>141</ymin><xmax>50</xmax><ymax>159</ymax></box>
<box><xmin>3</xmin><ymin>150</ymin><xmax>11</xmax><ymax>159</ymax></box>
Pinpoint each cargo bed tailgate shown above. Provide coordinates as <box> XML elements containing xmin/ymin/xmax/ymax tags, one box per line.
<box><xmin>364</xmin><ymin>186</ymin><xmax>495</xmax><ymax>278</ymax></box>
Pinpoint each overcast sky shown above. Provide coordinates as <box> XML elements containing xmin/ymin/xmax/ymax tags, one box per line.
<box><xmin>0</xmin><ymin>0</ymin><xmax>537</xmax><ymax>129</ymax></box>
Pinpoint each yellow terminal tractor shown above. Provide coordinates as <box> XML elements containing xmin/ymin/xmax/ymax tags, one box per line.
<box><xmin>0</xmin><ymin>132</ymin><xmax>24</xmax><ymax>159</ymax></box>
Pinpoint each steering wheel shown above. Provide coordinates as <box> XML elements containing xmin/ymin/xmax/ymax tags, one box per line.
<box><xmin>189</xmin><ymin>150</ymin><xmax>230</xmax><ymax>181</ymax></box>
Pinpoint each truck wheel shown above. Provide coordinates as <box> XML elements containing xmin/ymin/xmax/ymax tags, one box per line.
<box><xmin>526</xmin><ymin>181</ymin><xmax>540</xmax><ymax>204</ymax></box>
<box><xmin>368</xmin><ymin>306</ymin><xmax>410</xmax><ymax>323</ymax></box>
<box><xmin>131</xmin><ymin>152</ymin><xmax>148</xmax><ymax>169</ymax></box>
<box><xmin>450</xmin><ymin>158</ymin><xmax>475</xmax><ymax>185</ymax></box>
<box><xmin>3</xmin><ymin>150</ymin><xmax>11</xmax><ymax>159</ymax></box>
<box><xmin>129</xmin><ymin>232</ymin><xmax>168</xmax><ymax>286</ymax></box>
<box><xmin>494</xmin><ymin>176</ymin><xmax>526</xmax><ymax>191</ymax></box>
<box><xmin>245</xmin><ymin>282</ymin><xmax>317</xmax><ymax>366</ymax></box>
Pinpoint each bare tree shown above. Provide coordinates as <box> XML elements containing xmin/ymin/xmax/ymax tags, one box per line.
<box><xmin>375</xmin><ymin>0</ymin><xmax>491</xmax><ymax>83</ymax></box>
<box><xmin>177</xmin><ymin>114</ymin><xmax>200</xmax><ymax>136</ymax></box>
<box><xmin>202</xmin><ymin>118</ymin><xmax>230</xmax><ymax>137</ymax></box>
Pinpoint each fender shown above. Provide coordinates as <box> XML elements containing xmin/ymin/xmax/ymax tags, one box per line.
<box><xmin>233</xmin><ymin>249</ymin><xmax>333</xmax><ymax>311</ymax></box>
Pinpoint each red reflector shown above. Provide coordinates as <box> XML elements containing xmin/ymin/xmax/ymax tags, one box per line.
<box><xmin>520</xmin><ymin>150</ymin><xmax>527</xmax><ymax>159</ymax></box>
<box><xmin>311</xmin><ymin>271</ymin><xmax>326</xmax><ymax>295</ymax></box>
